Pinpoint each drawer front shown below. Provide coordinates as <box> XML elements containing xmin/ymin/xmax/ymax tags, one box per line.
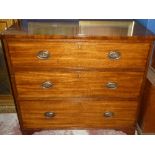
<box><xmin>81</xmin><ymin>100</ymin><xmax>138</xmax><ymax>128</ymax></box>
<box><xmin>8</xmin><ymin>41</ymin><xmax>150</xmax><ymax>71</ymax></box>
<box><xmin>20</xmin><ymin>100</ymin><xmax>81</xmax><ymax>129</ymax></box>
<box><xmin>14</xmin><ymin>71</ymin><xmax>143</xmax><ymax>99</ymax></box>
<box><xmin>19</xmin><ymin>99</ymin><xmax>138</xmax><ymax>129</ymax></box>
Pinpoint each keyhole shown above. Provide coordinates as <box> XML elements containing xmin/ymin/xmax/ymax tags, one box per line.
<box><xmin>77</xmin><ymin>43</ymin><xmax>81</xmax><ymax>49</ymax></box>
<box><xmin>77</xmin><ymin>72</ymin><xmax>81</xmax><ymax>78</ymax></box>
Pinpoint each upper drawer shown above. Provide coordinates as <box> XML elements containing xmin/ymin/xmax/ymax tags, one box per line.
<box><xmin>7</xmin><ymin>41</ymin><xmax>150</xmax><ymax>71</ymax></box>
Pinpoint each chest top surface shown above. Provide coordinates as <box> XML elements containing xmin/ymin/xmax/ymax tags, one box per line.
<box><xmin>1</xmin><ymin>19</ymin><xmax>155</xmax><ymax>40</ymax></box>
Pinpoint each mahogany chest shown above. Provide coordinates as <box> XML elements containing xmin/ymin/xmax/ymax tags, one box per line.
<box><xmin>1</xmin><ymin>20</ymin><xmax>155</xmax><ymax>134</ymax></box>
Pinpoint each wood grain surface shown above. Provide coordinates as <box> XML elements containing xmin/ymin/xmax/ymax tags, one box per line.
<box><xmin>138</xmin><ymin>79</ymin><xmax>155</xmax><ymax>133</ymax></box>
<box><xmin>19</xmin><ymin>99</ymin><xmax>138</xmax><ymax>129</ymax></box>
<box><xmin>13</xmin><ymin>71</ymin><xmax>144</xmax><ymax>99</ymax></box>
<box><xmin>7</xmin><ymin>41</ymin><xmax>150</xmax><ymax>71</ymax></box>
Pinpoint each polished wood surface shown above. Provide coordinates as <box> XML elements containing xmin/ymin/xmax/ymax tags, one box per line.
<box><xmin>20</xmin><ymin>99</ymin><xmax>138</xmax><ymax>129</ymax></box>
<box><xmin>1</xmin><ymin>20</ymin><xmax>154</xmax><ymax>39</ymax></box>
<box><xmin>14</xmin><ymin>71</ymin><xmax>144</xmax><ymax>99</ymax></box>
<box><xmin>138</xmin><ymin>77</ymin><xmax>155</xmax><ymax>133</ymax></box>
<box><xmin>7</xmin><ymin>41</ymin><xmax>150</xmax><ymax>71</ymax></box>
<box><xmin>2</xmin><ymin>19</ymin><xmax>154</xmax><ymax>134</ymax></box>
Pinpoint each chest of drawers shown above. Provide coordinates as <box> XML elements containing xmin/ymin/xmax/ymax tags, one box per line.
<box><xmin>1</xmin><ymin>20</ymin><xmax>155</xmax><ymax>134</ymax></box>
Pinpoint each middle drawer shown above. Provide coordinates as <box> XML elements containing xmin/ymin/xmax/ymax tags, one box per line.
<box><xmin>14</xmin><ymin>71</ymin><xmax>144</xmax><ymax>100</ymax></box>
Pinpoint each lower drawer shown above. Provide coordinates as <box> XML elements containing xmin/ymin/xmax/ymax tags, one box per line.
<box><xmin>19</xmin><ymin>99</ymin><xmax>138</xmax><ymax>129</ymax></box>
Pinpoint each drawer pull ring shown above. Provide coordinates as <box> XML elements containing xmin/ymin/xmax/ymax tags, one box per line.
<box><xmin>37</xmin><ymin>50</ymin><xmax>50</xmax><ymax>59</ymax></box>
<box><xmin>44</xmin><ymin>112</ymin><xmax>55</xmax><ymax>118</ymax></box>
<box><xmin>108</xmin><ymin>51</ymin><xmax>121</xmax><ymax>60</ymax></box>
<box><xmin>103</xmin><ymin>111</ymin><xmax>114</xmax><ymax>118</ymax></box>
<box><xmin>106</xmin><ymin>82</ymin><xmax>118</xmax><ymax>89</ymax></box>
<box><xmin>41</xmin><ymin>81</ymin><xmax>53</xmax><ymax>89</ymax></box>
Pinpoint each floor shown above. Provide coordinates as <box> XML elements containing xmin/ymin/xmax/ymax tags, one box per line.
<box><xmin>0</xmin><ymin>113</ymin><xmax>126</xmax><ymax>135</ymax></box>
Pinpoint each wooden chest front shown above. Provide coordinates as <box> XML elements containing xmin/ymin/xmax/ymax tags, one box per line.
<box><xmin>3</xmin><ymin>39</ymin><xmax>152</xmax><ymax>134</ymax></box>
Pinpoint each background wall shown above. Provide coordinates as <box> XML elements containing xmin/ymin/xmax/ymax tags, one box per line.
<box><xmin>21</xmin><ymin>19</ymin><xmax>155</xmax><ymax>34</ymax></box>
<box><xmin>137</xmin><ymin>19</ymin><xmax>155</xmax><ymax>34</ymax></box>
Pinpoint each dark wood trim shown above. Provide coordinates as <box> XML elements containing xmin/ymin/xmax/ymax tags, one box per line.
<box><xmin>137</xmin><ymin>41</ymin><xmax>155</xmax><ymax>126</ymax></box>
<box><xmin>1</xmin><ymin>39</ymin><xmax>24</xmax><ymax>128</ymax></box>
<box><xmin>3</xmin><ymin>37</ymin><xmax>155</xmax><ymax>42</ymax></box>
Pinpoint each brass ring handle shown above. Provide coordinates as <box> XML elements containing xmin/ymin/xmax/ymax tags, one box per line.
<box><xmin>108</xmin><ymin>51</ymin><xmax>121</xmax><ymax>60</ymax></box>
<box><xmin>103</xmin><ymin>111</ymin><xmax>114</xmax><ymax>118</ymax></box>
<box><xmin>41</xmin><ymin>81</ymin><xmax>53</xmax><ymax>89</ymax></box>
<box><xmin>37</xmin><ymin>50</ymin><xmax>50</xmax><ymax>59</ymax></box>
<box><xmin>44</xmin><ymin>112</ymin><xmax>55</xmax><ymax>118</ymax></box>
<box><xmin>106</xmin><ymin>82</ymin><xmax>118</xmax><ymax>89</ymax></box>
